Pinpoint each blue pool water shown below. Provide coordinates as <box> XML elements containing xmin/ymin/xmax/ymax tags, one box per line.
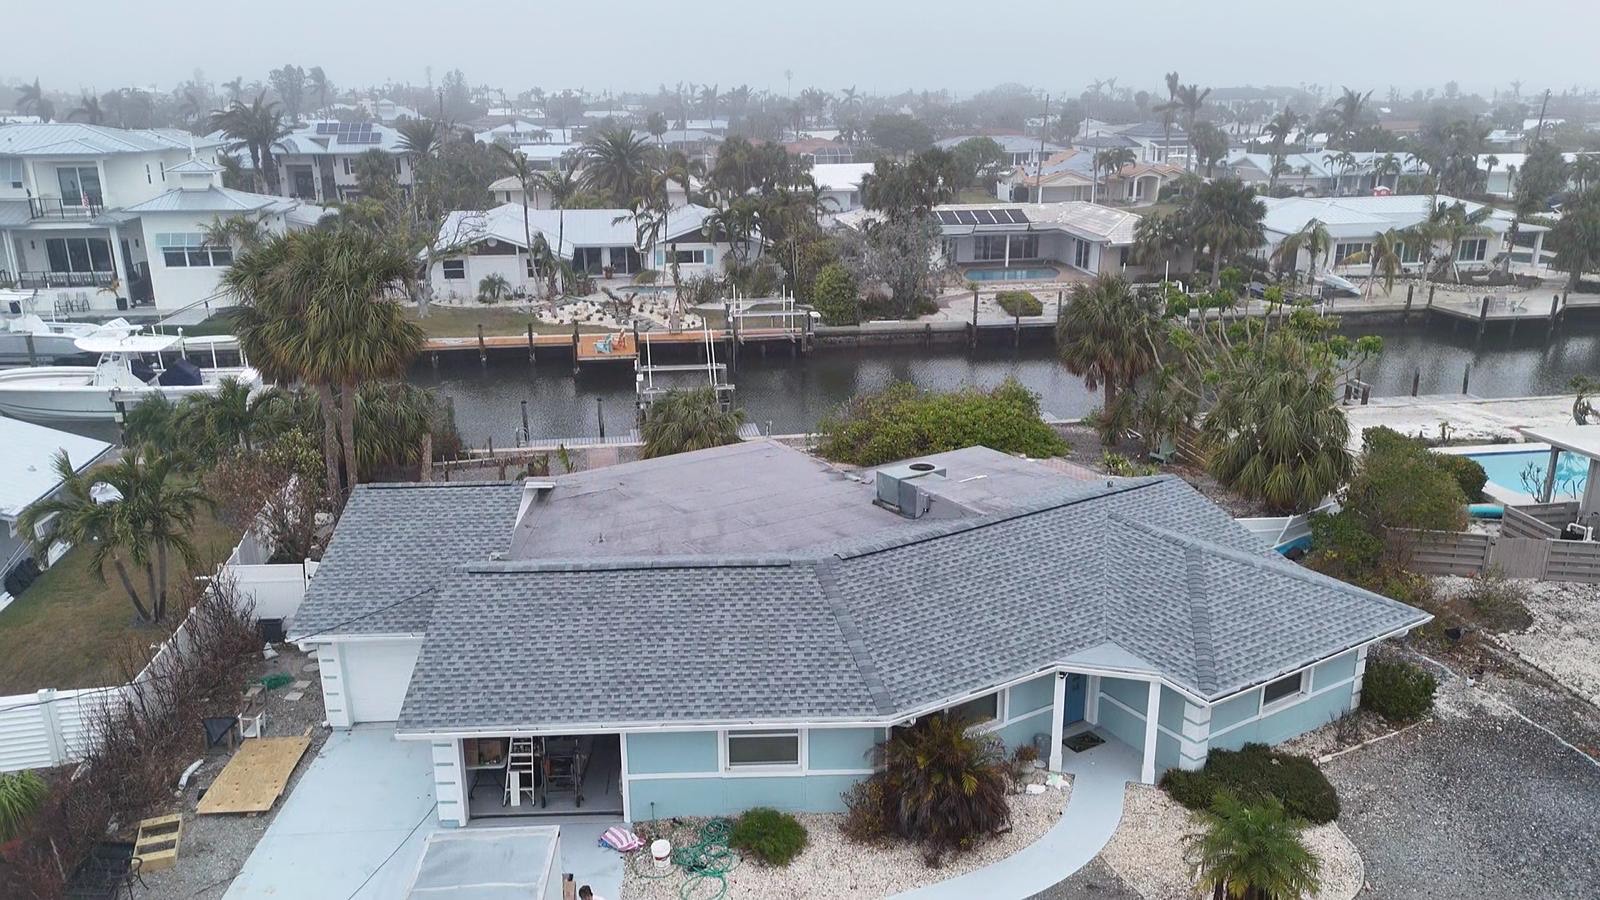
<box><xmin>966</xmin><ymin>267</ymin><xmax>1060</xmax><ymax>282</ymax></box>
<box><xmin>1460</xmin><ymin>448</ymin><xmax>1590</xmax><ymax>499</ymax></box>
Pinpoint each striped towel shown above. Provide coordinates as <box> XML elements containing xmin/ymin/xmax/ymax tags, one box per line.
<box><xmin>599</xmin><ymin>826</ymin><xmax>644</xmax><ymax>852</ymax></box>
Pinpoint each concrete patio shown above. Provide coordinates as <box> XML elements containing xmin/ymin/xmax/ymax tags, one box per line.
<box><xmin>893</xmin><ymin>731</ymin><xmax>1141</xmax><ymax>899</ymax></box>
<box><xmin>222</xmin><ymin>726</ymin><xmax>624</xmax><ymax>899</ymax></box>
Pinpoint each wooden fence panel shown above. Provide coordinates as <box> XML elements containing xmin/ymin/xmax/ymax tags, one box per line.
<box><xmin>1514</xmin><ymin>502</ymin><xmax>1579</xmax><ymax>529</ymax></box>
<box><xmin>1487</xmin><ymin>537</ymin><xmax>1553</xmax><ymax>578</ymax></box>
<box><xmin>1502</xmin><ymin>505</ymin><xmax>1561</xmax><ymax>540</ymax></box>
<box><xmin>1545</xmin><ymin>541</ymin><xmax>1600</xmax><ymax>583</ymax></box>
<box><xmin>1391</xmin><ymin>529</ymin><xmax>1490</xmax><ymax>576</ymax></box>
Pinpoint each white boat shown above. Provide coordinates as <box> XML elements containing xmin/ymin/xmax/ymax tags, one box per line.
<box><xmin>0</xmin><ymin>314</ymin><xmax>139</xmax><ymax>364</ymax></box>
<box><xmin>0</xmin><ymin>332</ymin><xmax>260</xmax><ymax>423</ymax></box>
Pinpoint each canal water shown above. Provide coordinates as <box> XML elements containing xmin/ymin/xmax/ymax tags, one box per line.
<box><xmin>411</xmin><ymin>320</ymin><xmax>1600</xmax><ymax>447</ymax></box>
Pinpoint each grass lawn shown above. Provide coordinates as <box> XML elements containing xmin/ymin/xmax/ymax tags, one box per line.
<box><xmin>956</xmin><ymin>187</ymin><xmax>998</xmax><ymax>204</ymax></box>
<box><xmin>0</xmin><ymin>506</ymin><xmax>243</xmax><ymax>695</ymax></box>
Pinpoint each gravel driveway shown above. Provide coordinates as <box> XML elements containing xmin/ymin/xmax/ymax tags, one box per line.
<box><xmin>1323</xmin><ymin>669</ymin><xmax>1600</xmax><ymax>899</ymax></box>
<box><xmin>1027</xmin><ymin>858</ymin><xmax>1142</xmax><ymax>900</ymax></box>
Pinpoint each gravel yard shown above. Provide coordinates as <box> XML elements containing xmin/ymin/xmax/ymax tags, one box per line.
<box><xmin>1323</xmin><ymin>663</ymin><xmax>1600</xmax><ymax>899</ymax></box>
<box><xmin>130</xmin><ymin>643</ymin><xmax>330</xmax><ymax>900</ymax></box>
<box><xmin>1098</xmin><ymin>785</ymin><xmax>1362</xmax><ymax>900</ymax></box>
<box><xmin>1448</xmin><ymin>576</ymin><xmax>1600</xmax><ymax>707</ymax></box>
<box><xmin>621</xmin><ymin>773</ymin><xmax>1071</xmax><ymax>899</ymax></box>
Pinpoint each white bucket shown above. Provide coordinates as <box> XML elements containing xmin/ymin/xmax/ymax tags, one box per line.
<box><xmin>651</xmin><ymin>839</ymin><xmax>672</xmax><ymax>871</ymax></box>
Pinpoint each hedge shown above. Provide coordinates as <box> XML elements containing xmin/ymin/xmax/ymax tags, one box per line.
<box><xmin>1361</xmin><ymin>658</ymin><xmax>1437</xmax><ymax>722</ymax></box>
<box><xmin>995</xmin><ymin>290</ymin><xmax>1043</xmax><ymax>317</ymax></box>
<box><xmin>814</xmin><ymin>378</ymin><xmax>1067</xmax><ymax>466</ymax></box>
<box><xmin>1159</xmin><ymin>743</ymin><xmax>1340</xmax><ymax>824</ymax></box>
<box><xmin>730</xmin><ymin>807</ymin><xmax>808</xmax><ymax>866</ymax></box>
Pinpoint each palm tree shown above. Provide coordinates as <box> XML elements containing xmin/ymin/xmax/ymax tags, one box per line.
<box><xmin>1187</xmin><ymin>793</ymin><xmax>1322</xmax><ymax>900</ymax></box>
<box><xmin>1372</xmin><ymin>152</ymin><xmax>1403</xmax><ymax>192</ymax></box>
<box><xmin>1321</xmin><ymin>150</ymin><xmax>1357</xmax><ymax>194</ymax></box>
<box><xmin>395</xmin><ymin>118</ymin><xmax>443</xmax><ymax>158</ymax></box>
<box><xmin>1362</xmin><ymin>228</ymin><xmax>1404</xmax><ymax>299</ymax></box>
<box><xmin>531</xmin><ymin>166</ymin><xmax>582</xmax><ymax>291</ymax></box>
<box><xmin>308</xmin><ymin>66</ymin><xmax>331</xmax><ymax>118</ymax></box>
<box><xmin>69</xmin><ymin>94</ymin><xmax>104</xmax><ymax>125</ymax></box>
<box><xmin>1572</xmin><ymin>155</ymin><xmax>1600</xmax><ymax>193</ymax></box>
<box><xmin>1191</xmin><ymin>179</ymin><xmax>1267</xmax><ymax>288</ymax></box>
<box><xmin>1056</xmin><ymin>274</ymin><xmax>1163</xmax><ymax>420</ymax></box>
<box><xmin>18</xmin><ymin>449</ymin><xmax>209</xmax><ymax>623</ymax></box>
<box><xmin>640</xmin><ymin>387</ymin><xmax>744</xmax><ymax>458</ymax></box>
<box><xmin>873</xmin><ymin>712</ymin><xmax>1011</xmax><ymax>857</ymax></box>
<box><xmin>225</xmin><ymin>229</ymin><xmax>424</xmax><ymax>506</ymax></box>
<box><xmin>645</xmin><ymin>111</ymin><xmax>669</xmax><ymax>148</ymax></box>
<box><xmin>1263</xmin><ymin>108</ymin><xmax>1300</xmax><ymax>191</ymax></box>
<box><xmin>1093</xmin><ymin>147</ymin><xmax>1137</xmax><ymax>199</ymax></box>
<box><xmin>208</xmin><ymin>93</ymin><xmax>290</xmax><ymax>193</ymax></box>
<box><xmin>1431</xmin><ymin>201</ymin><xmax>1494</xmax><ymax>281</ymax></box>
<box><xmin>1483</xmin><ymin>154</ymin><xmax>1500</xmax><ymax>194</ymax></box>
<box><xmin>17</xmin><ymin>79</ymin><xmax>54</xmax><ymax>122</ymax></box>
<box><xmin>1331</xmin><ymin>87</ymin><xmax>1372</xmax><ymax>146</ymax></box>
<box><xmin>1176</xmin><ymin>83</ymin><xmax>1212</xmax><ymax>173</ymax></box>
<box><xmin>580</xmin><ymin>126</ymin><xmax>657</xmax><ymax>207</ymax></box>
<box><xmin>0</xmin><ymin>771</ymin><xmax>48</xmax><ymax>843</ymax></box>
<box><xmin>1271</xmin><ymin>219</ymin><xmax>1332</xmax><ymax>285</ymax></box>
<box><xmin>494</xmin><ymin>145</ymin><xmax>538</xmax><ymax>291</ymax></box>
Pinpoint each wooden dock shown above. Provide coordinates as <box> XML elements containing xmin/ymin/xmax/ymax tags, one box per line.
<box><xmin>1424</xmin><ymin>290</ymin><xmax>1569</xmax><ymax>339</ymax></box>
<box><xmin>420</xmin><ymin>323</ymin><xmax>810</xmax><ymax>366</ymax></box>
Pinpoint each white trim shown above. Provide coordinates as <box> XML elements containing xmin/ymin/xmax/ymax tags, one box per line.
<box><xmin>1048</xmin><ymin>672</ymin><xmax>1066</xmax><ymax>772</ymax></box>
<box><xmin>1209</xmin><ymin>673</ymin><xmax>1359</xmax><ymax>740</ymax></box>
<box><xmin>720</xmin><ymin>727</ymin><xmax>805</xmax><ymax>773</ymax></box>
<box><xmin>619</xmin><ymin>732</ymin><xmax>632</xmax><ymax>823</ymax></box>
<box><xmin>1140</xmin><ymin>680</ymin><xmax>1160</xmax><ymax>784</ymax></box>
<box><xmin>962</xmin><ymin>689</ymin><xmax>1008</xmax><ymax>734</ymax></box>
<box><xmin>627</xmin><ymin>767</ymin><xmax>876</xmax><ymax>782</ymax></box>
<box><xmin>1260</xmin><ymin>670</ymin><xmax>1311</xmax><ymax>715</ymax></box>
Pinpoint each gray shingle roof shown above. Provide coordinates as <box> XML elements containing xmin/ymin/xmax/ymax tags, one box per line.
<box><xmin>288</xmin><ymin>481</ymin><xmax>523</xmax><ymax>639</ymax></box>
<box><xmin>393</xmin><ymin>473</ymin><xmax>1428</xmax><ymax>735</ymax></box>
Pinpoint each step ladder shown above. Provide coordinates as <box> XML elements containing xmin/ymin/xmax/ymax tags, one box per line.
<box><xmin>504</xmin><ymin>737</ymin><xmax>538</xmax><ymax>807</ymax></box>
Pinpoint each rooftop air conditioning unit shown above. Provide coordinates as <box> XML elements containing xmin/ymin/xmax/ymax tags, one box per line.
<box><xmin>874</xmin><ymin>461</ymin><xmax>947</xmax><ymax>519</ymax></box>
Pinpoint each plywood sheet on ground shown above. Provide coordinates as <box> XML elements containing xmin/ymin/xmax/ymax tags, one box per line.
<box><xmin>197</xmin><ymin>736</ymin><xmax>311</xmax><ymax>815</ymax></box>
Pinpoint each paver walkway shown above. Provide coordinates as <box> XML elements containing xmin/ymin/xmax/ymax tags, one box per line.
<box><xmin>893</xmin><ymin>734</ymin><xmax>1141</xmax><ymax>899</ymax></box>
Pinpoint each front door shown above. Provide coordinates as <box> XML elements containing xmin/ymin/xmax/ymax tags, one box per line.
<box><xmin>1064</xmin><ymin>674</ymin><xmax>1087</xmax><ymax>725</ymax></box>
<box><xmin>291</xmin><ymin>166</ymin><xmax>316</xmax><ymax>199</ymax></box>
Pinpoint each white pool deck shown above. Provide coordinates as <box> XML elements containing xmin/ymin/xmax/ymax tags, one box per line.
<box><xmin>222</xmin><ymin>726</ymin><xmax>624</xmax><ymax>900</ymax></box>
<box><xmin>1343</xmin><ymin>393</ymin><xmax>1580</xmax><ymax>451</ymax></box>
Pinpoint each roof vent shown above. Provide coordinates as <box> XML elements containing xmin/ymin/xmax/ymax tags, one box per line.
<box><xmin>874</xmin><ymin>461</ymin><xmax>947</xmax><ymax>519</ymax></box>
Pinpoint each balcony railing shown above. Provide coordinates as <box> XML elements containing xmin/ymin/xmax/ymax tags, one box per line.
<box><xmin>28</xmin><ymin>197</ymin><xmax>105</xmax><ymax>220</ymax></box>
<box><xmin>16</xmin><ymin>270</ymin><xmax>116</xmax><ymax>289</ymax></box>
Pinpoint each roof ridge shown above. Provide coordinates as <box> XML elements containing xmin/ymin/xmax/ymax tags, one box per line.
<box><xmin>1183</xmin><ymin>545</ymin><xmax>1218</xmax><ymax>695</ymax></box>
<box><xmin>1105</xmin><ymin>512</ymin><xmax>1422</xmax><ymax>615</ymax></box>
<box><xmin>461</xmin><ymin>555</ymin><xmax>796</xmax><ymax>573</ymax></box>
<box><xmin>833</xmin><ymin>475</ymin><xmax>1172</xmax><ymax>561</ymax></box>
<box><xmin>813</xmin><ymin>557</ymin><xmax>895</xmax><ymax>715</ymax></box>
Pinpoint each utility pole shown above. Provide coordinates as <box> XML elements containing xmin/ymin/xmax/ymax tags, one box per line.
<box><xmin>1534</xmin><ymin>89</ymin><xmax>1552</xmax><ymax>143</ymax></box>
<box><xmin>1036</xmin><ymin>94</ymin><xmax>1049</xmax><ymax>203</ymax></box>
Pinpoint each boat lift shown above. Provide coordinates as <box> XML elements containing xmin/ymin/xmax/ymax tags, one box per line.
<box><xmin>635</xmin><ymin>325</ymin><xmax>734</xmax><ymax>421</ymax></box>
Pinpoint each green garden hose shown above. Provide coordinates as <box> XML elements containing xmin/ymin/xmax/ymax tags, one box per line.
<box><xmin>629</xmin><ymin>818</ymin><xmax>740</xmax><ymax>900</ymax></box>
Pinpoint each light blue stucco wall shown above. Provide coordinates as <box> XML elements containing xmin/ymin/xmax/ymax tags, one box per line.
<box><xmin>1008</xmin><ymin>673</ymin><xmax>1055</xmax><ymax>715</ymax></box>
<box><xmin>625</xmin><ymin>731</ymin><xmax>718</xmax><ymax>774</ymax></box>
<box><xmin>1098</xmin><ymin>677</ymin><xmax>1149</xmax><ymax>750</ymax></box>
<box><xmin>992</xmin><ymin>708</ymin><xmax>1053</xmax><ymax>754</ymax></box>
<box><xmin>1157</xmin><ymin>686</ymin><xmax>1187</xmax><ymax>733</ymax></box>
<box><xmin>1211</xmin><ymin>692</ymin><xmax>1259</xmax><ymax>733</ymax></box>
<box><xmin>808</xmin><ymin>727</ymin><xmax>881</xmax><ymax>770</ymax></box>
<box><xmin>1211</xmin><ymin>682</ymin><xmax>1355</xmax><ymax>749</ymax></box>
<box><xmin>1155</xmin><ymin>730</ymin><xmax>1181</xmax><ymax>773</ymax></box>
<box><xmin>1313</xmin><ymin>650</ymin><xmax>1359</xmax><ymax>690</ymax></box>
<box><xmin>624</xmin><ymin>727</ymin><xmax>880</xmax><ymax>820</ymax></box>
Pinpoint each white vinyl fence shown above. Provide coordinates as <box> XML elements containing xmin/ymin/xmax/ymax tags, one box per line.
<box><xmin>0</xmin><ymin>528</ymin><xmax>313</xmax><ymax>773</ymax></box>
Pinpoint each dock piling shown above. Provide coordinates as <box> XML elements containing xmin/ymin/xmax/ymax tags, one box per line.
<box><xmin>1476</xmin><ymin>295</ymin><xmax>1489</xmax><ymax>344</ymax></box>
<box><xmin>477</xmin><ymin>323</ymin><xmax>487</xmax><ymax>364</ymax></box>
<box><xmin>571</xmin><ymin>323</ymin><xmax>580</xmax><ymax>375</ymax></box>
<box><xmin>520</xmin><ymin>400</ymin><xmax>530</xmax><ymax>445</ymax></box>
<box><xmin>1547</xmin><ymin>295</ymin><xmax>1559</xmax><ymax>339</ymax></box>
<box><xmin>1462</xmin><ymin>363</ymin><xmax>1471</xmax><ymax>395</ymax></box>
<box><xmin>1013</xmin><ymin>306</ymin><xmax>1020</xmax><ymax>348</ymax></box>
<box><xmin>527</xmin><ymin>322</ymin><xmax>536</xmax><ymax>363</ymax></box>
<box><xmin>596</xmin><ymin>397</ymin><xmax>606</xmax><ymax>439</ymax></box>
<box><xmin>1402</xmin><ymin>284</ymin><xmax>1414</xmax><ymax>323</ymax></box>
<box><xmin>1411</xmin><ymin>369</ymin><xmax>1420</xmax><ymax>397</ymax></box>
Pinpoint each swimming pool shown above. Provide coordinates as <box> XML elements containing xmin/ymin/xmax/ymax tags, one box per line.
<box><xmin>1450</xmin><ymin>445</ymin><xmax>1590</xmax><ymax>501</ymax></box>
<box><xmin>966</xmin><ymin>266</ymin><xmax>1060</xmax><ymax>282</ymax></box>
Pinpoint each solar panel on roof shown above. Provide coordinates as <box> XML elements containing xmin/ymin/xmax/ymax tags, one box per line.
<box><xmin>936</xmin><ymin>211</ymin><xmax>959</xmax><ymax>225</ymax></box>
<box><xmin>955</xmin><ymin>210</ymin><xmax>978</xmax><ymax>225</ymax></box>
<box><xmin>971</xmin><ymin>210</ymin><xmax>995</xmax><ymax>225</ymax></box>
<box><xmin>316</xmin><ymin>123</ymin><xmax>338</xmax><ymax>134</ymax></box>
<box><xmin>1006</xmin><ymin>209</ymin><xmax>1030</xmax><ymax>224</ymax></box>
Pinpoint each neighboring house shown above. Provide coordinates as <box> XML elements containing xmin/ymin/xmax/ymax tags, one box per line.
<box><xmin>635</xmin><ymin>129</ymin><xmax>723</xmax><ymax>166</ymax></box>
<box><xmin>1478</xmin><ymin>151</ymin><xmax>1600</xmax><ymax>199</ymax></box>
<box><xmin>363</xmin><ymin>98</ymin><xmax>420</xmax><ymax>124</ymax></box>
<box><xmin>1227</xmin><ymin>151</ymin><xmax>1427</xmax><ymax>197</ymax></box>
<box><xmin>0</xmin><ymin>123</ymin><xmax>321</xmax><ymax>314</ymax></box>
<box><xmin>853</xmin><ymin>201</ymin><xmax>1146</xmax><ymax>276</ymax></box>
<box><xmin>427</xmin><ymin>202</ymin><xmax>743</xmax><ymax>299</ymax></box>
<box><xmin>809</xmin><ymin>162</ymin><xmax>872</xmax><ymax>216</ymax></box>
<box><xmin>473</xmin><ymin>119</ymin><xmax>556</xmax><ymax>147</ymax></box>
<box><xmin>783</xmin><ymin>138</ymin><xmax>855</xmax><ymax>165</ymax></box>
<box><xmin>1260</xmin><ymin>194</ymin><xmax>1548</xmax><ymax>277</ymax></box>
<box><xmin>290</xmin><ymin>441</ymin><xmax>1428</xmax><ymax>828</ymax></box>
<box><xmin>488</xmin><ymin>165</ymin><xmax>689</xmax><ymax>210</ymax></box>
<box><xmin>261</xmin><ymin>121</ymin><xmax>413</xmax><ymax>204</ymax></box>
<box><xmin>1076</xmin><ymin>122</ymin><xmax>1187</xmax><ymax>166</ymax></box>
<box><xmin>996</xmin><ymin>150</ymin><xmax>1178</xmax><ymax>207</ymax></box>
<box><xmin>0</xmin><ymin>415</ymin><xmax>113</xmax><ymax>602</ymax></box>
<box><xmin>935</xmin><ymin>134</ymin><xmax>1066</xmax><ymax>168</ymax></box>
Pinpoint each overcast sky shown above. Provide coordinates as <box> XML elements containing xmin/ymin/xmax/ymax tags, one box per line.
<box><xmin>8</xmin><ymin>0</ymin><xmax>1597</xmax><ymax>99</ymax></box>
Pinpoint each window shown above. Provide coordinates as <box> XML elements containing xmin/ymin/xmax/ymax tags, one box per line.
<box><xmin>1333</xmin><ymin>242</ymin><xmax>1372</xmax><ymax>266</ymax></box>
<box><xmin>145</xmin><ymin>163</ymin><xmax>152</xmax><ymax>184</ymax></box>
<box><xmin>973</xmin><ymin>234</ymin><xmax>1008</xmax><ymax>261</ymax></box>
<box><xmin>947</xmin><ymin>691</ymin><xmax>1001</xmax><ymax>727</ymax></box>
<box><xmin>1073</xmin><ymin>237</ymin><xmax>1091</xmax><ymax>270</ymax></box>
<box><xmin>725</xmin><ymin>730</ymin><xmax>800</xmax><ymax>768</ymax></box>
<box><xmin>672</xmin><ymin>248</ymin><xmax>707</xmax><ymax>265</ymax></box>
<box><xmin>45</xmin><ymin>238</ymin><xmax>111</xmax><ymax>273</ymax></box>
<box><xmin>56</xmin><ymin>166</ymin><xmax>102</xmax><ymax>206</ymax></box>
<box><xmin>0</xmin><ymin>157</ymin><xmax>21</xmax><ymax>189</ymax></box>
<box><xmin>1261</xmin><ymin>672</ymin><xmax>1308</xmax><ymax>710</ymax></box>
<box><xmin>442</xmin><ymin>259</ymin><xmax>466</xmax><ymax>280</ymax></box>
<box><xmin>1457</xmin><ymin>238</ymin><xmax>1487</xmax><ymax>262</ymax></box>
<box><xmin>1008</xmin><ymin>234</ymin><xmax>1038</xmax><ymax>260</ymax></box>
<box><xmin>342</xmin><ymin>158</ymin><xmax>354</xmax><ymax>176</ymax></box>
<box><xmin>1397</xmin><ymin>241</ymin><xmax>1419</xmax><ymax>264</ymax></box>
<box><xmin>156</xmin><ymin>233</ymin><xmax>231</xmax><ymax>267</ymax></box>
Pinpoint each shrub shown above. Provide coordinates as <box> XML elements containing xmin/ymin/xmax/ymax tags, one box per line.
<box><xmin>1361</xmin><ymin>658</ymin><xmax>1437</xmax><ymax>722</ymax></box>
<box><xmin>1159</xmin><ymin>768</ymin><xmax>1217</xmax><ymax>810</ymax></box>
<box><xmin>874</xmin><ymin>713</ymin><xmax>1011</xmax><ymax>858</ymax></box>
<box><xmin>1460</xmin><ymin>569</ymin><xmax>1535</xmax><ymax>632</ymax></box>
<box><xmin>995</xmin><ymin>290</ymin><xmax>1043</xmax><ymax>317</ymax></box>
<box><xmin>1163</xmin><ymin>744</ymin><xmax>1340</xmax><ymax>824</ymax></box>
<box><xmin>840</xmin><ymin>775</ymin><xmax>893</xmax><ymax>845</ymax></box>
<box><xmin>1434</xmin><ymin>454</ymin><xmax>1488</xmax><ymax>502</ymax></box>
<box><xmin>815</xmin><ymin>379</ymin><xmax>1067</xmax><ymax>466</ymax></box>
<box><xmin>811</xmin><ymin>262</ymin><xmax>860</xmax><ymax>326</ymax></box>
<box><xmin>730</xmin><ymin>807</ymin><xmax>808</xmax><ymax>867</ymax></box>
<box><xmin>1102</xmin><ymin>451</ymin><xmax>1158</xmax><ymax>477</ymax></box>
<box><xmin>1344</xmin><ymin>442</ymin><xmax>1467</xmax><ymax>533</ymax></box>
<box><xmin>1304</xmin><ymin>510</ymin><xmax>1386</xmax><ymax>581</ymax></box>
<box><xmin>0</xmin><ymin>771</ymin><xmax>48</xmax><ymax>842</ymax></box>
<box><xmin>1008</xmin><ymin>744</ymin><xmax>1040</xmax><ymax>789</ymax></box>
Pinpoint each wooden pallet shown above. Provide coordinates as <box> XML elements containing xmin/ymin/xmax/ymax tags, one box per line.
<box><xmin>196</xmin><ymin>736</ymin><xmax>311</xmax><ymax>815</ymax></box>
<box><xmin>133</xmin><ymin>814</ymin><xmax>183</xmax><ymax>872</ymax></box>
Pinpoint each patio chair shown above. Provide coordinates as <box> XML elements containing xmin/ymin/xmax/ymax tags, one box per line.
<box><xmin>65</xmin><ymin>842</ymin><xmax>144</xmax><ymax>900</ymax></box>
<box><xmin>203</xmin><ymin>715</ymin><xmax>240</xmax><ymax>752</ymax></box>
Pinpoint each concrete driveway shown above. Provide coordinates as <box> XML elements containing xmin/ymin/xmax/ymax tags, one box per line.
<box><xmin>223</xmin><ymin>726</ymin><xmax>623</xmax><ymax>899</ymax></box>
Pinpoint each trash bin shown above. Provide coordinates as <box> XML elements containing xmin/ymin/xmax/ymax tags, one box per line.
<box><xmin>115</xmin><ymin>296</ymin><xmax>129</xmax><ymax>311</ymax></box>
<box><xmin>651</xmin><ymin>839</ymin><xmax>672</xmax><ymax>871</ymax></box>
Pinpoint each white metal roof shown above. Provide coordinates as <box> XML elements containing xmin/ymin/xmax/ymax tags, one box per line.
<box><xmin>0</xmin><ymin>417</ymin><xmax>112</xmax><ymax>521</ymax></box>
<box><xmin>809</xmin><ymin>163</ymin><xmax>873</xmax><ymax>192</ymax></box>
<box><xmin>435</xmin><ymin>203</ymin><xmax>716</xmax><ymax>257</ymax></box>
<box><xmin>1519</xmin><ymin>425</ymin><xmax>1600</xmax><ymax>461</ymax></box>
<box><xmin>934</xmin><ymin>202</ymin><xmax>1141</xmax><ymax>245</ymax></box>
<box><xmin>1259</xmin><ymin>194</ymin><xmax>1538</xmax><ymax>240</ymax></box>
<box><xmin>121</xmin><ymin>185</ymin><xmax>297</xmax><ymax>215</ymax></box>
<box><xmin>0</xmin><ymin>123</ymin><xmax>217</xmax><ymax>157</ymax></box>
<box><xmin>74</xmin><ymin>332</ymin><xmax>183</xmax><ymax>353</ymax></box>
